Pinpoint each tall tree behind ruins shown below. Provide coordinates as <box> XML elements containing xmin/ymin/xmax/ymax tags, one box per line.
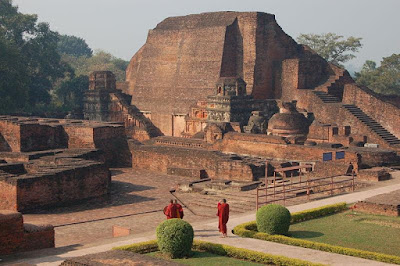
<box><xmin>0</xmin><ymin>0</ymin><xmax>129</xmax><ymax>116</ymax></box>
<box><xmin>297</xmin><ymin>33</ymin><xmax>362</xmax><ymax>66</ymax></box>
<box><xmin>0</xmin><ymin>0</ymin><xmax>69</xmax><ymax>113</ymax></box>
<box><xmin>355</xmin><ymin>54</ymin><xmax>400</xmax><ymax>96</ymax></box>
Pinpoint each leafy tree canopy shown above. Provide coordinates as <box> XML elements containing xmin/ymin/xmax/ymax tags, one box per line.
<box><xmin>61</xmin><ymin>50</ymin><xmax>129</xmax><ymax>81</ymax></box>
<box><xmin>57</xmin><ymin>34</ymin><xmax>93</xmax><ymax>57</ymax></box>
<box><xmin>297</xmin><ymin>33</ymin><xmax>362</xmax><ymax>66</ymax></box>
<box><xmin>0</xmin><ymin>0</ymin><xmax>70</xmax><ymax>113</ymax></box>
<box><xmin>355</xmin><ymin>54</ymin><xmax>400</xmax><ymax>95</ymax></box>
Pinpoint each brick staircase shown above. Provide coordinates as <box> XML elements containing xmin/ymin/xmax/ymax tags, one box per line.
<box><xmin>313</xmin><ymin>91</ymin><xmax>341</xmax><ymax>103</ymax></box>
<box><xmin>342</xmin><ymin>104</ymin><xmax>400</xmax><ymax>146</ymax></box>
<box><xmin>112</xmin><ymin>92</ymin><xmax>162</xmax><ymax>138</ymax></box>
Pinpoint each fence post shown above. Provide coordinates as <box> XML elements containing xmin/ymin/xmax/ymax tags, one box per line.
<box><xmin>256</xmin><ymin>188</ymin><xmax>259</xmax><ymax>211</ymax></box>
<box><xmin>352</xmin><ymin>171</ymin><xmax>355</xmax><ymax>192</ymax></box>
<box><xmin>283</xmin><ymin>177</ymin><xmax>286</xmax><ymax>206</ymax></box>
<box><xmin>265</xmin><ymin>177</ymin><xmax>268</xmax><ymax>204</ymax></box>
<box><xmin>331</xmin><ymin>176</ymin><xmax>334</xmax><ymax>195</ymax></box>
<box><xmin>273</xmin><ymin>171</ymin><xmax>276</xmax><ymax>201</ymax></box>
<box><xmin>306</xmin><ymin>176</ymin><xmax>310</xmax><ymax>201</ymax></box>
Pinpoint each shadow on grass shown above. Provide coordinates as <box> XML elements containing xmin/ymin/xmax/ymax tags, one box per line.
<box><xmin>289</xmin><ymin>230</ymin><xmax>324</xmax><ymax>239</ymax></box>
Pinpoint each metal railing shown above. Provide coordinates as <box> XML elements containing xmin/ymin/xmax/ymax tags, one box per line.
<box><xmin>256</xmin><ymin>171</ymin><xmax>355</xmax><ymax>210</ymax></box>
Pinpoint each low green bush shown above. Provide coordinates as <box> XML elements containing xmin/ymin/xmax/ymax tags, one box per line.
<box><xmin>256</xmin><ymin>204</ymin><xmax>291</xmax><ymax>235</ymax></box>
<box><xmin>156</xmin><ymin>219</ymin><xmax>194</xmax><ymax>258</ymax></box>
<box><xmin>115</xmin><ymin>239</ymin><xmax>322</xmax><ymax>266</ymax></box>
<box><xmin>291</xmin><ymin>202</ymin><xmax>347</xmax><ymax>224</ymax></box>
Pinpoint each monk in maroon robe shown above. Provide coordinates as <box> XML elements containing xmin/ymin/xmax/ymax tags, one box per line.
<box><xmin>174</xmin><ymin>199</ymin><xmax>184</xmax><ymax>219</ymax></box>
<box><xmin>163</xmin><ymin>199</ymin><xmax>178</xmax><ymax>219</ymax></box>
<box><xmin>217</xmin><ymin>199</ymin><xmax>229</xmax><ymax>237</ymax></box>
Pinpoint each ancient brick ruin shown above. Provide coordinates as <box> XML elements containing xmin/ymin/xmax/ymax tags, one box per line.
<box><xmin>0</xmin><ymin>116</ymin><xmax>133</xmax><ymax>212</ymax></box>
<box><xmin>2</xmin><ymin>11</ymin><xmax>400</xmax><ymax>257</ymax></box>
<box><xmin>355</xmin><ymin>190</ymin><xmax>400</xmax><ymax>216</ymax></box>
<box><xmin>0</xmin><ymin>210</ymin><xmax>54</xmax><ymax>255</ymax></box>
<box><xmin>81</xmin><ymin>11</ymin><xmax>400</xmax><ymax>184</ymax></box>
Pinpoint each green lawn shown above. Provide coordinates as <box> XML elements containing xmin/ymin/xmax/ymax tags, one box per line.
<box><xmin>148</xmin><ymin>250</ymin><xmax>263</xmax><ymax>265</ymax></box>
<box><xmin>289</xmin><ymin>210</ymin><xmax>400</xmax><ymax>256</ymax></box>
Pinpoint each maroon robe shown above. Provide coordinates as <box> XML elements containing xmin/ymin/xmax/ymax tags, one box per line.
<box><xmin>163</xmin><ymin>203</ymin><xmax>178</xmax><ymax>219</ymax></box>
<box><xmin>175</xmin><ymin>203</ymin><xmax>184</xmax><ymax>219</ymax></box>
<box><xmin>217</xmin><ymin>203</ymin><xmax>229</xmax><ymax>234</ymax></box>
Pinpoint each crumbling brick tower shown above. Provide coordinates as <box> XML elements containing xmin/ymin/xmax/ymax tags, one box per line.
<box><xmin>119</xmin><ymin>11</ymin><xmax>400</xmax><ymax>148</ymax></box>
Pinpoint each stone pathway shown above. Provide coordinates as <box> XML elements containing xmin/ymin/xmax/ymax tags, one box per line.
<box><xmin>5</xmin><ymin>181</ymin><xmax>400</xmax><ymax>266</ymax></box>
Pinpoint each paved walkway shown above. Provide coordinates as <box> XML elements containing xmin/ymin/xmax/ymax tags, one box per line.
<box><xmin>5</xmin><ymin>182</ymin><xmax>400</xmax><ymax>266</ymax></box>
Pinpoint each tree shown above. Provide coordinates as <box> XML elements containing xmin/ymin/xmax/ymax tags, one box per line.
<box><xmin>297</xmin><ymin>33</ymin><xmax>362</xmax><ymax>66</ymax></box>
<box><xmin>61</xmin><ymin>50</ymin><xmax>129</xmax><ymax>81</ymax></box>
<box><xmin>355</xmin><ymin>54</ymin><xmax>400</xmax><ymax>95</ymax></box>
<box><xmin>57</xmin><ymin>34</ymin><xmax>93</xmax><ymax>57</ymax></box>
<box><xmin>0</xmin><ymin>0</ymin><xmax>70</xmax><ymax>112</ymax></box>
<box><xmin>55</xmin><ymin>75</ymin><xmax>89</xmax><ymax>110</ymax></box>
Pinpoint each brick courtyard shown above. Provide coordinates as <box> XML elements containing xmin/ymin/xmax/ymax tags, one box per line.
<box><xmin>23</xmin><ymin>169</ymin><xmax>214</xmax><ymax>247</ymax></box>
<box><xmin>21</xmin><ymin>168</ymin><xmax>400</xmax><ymax>248</ymax></box>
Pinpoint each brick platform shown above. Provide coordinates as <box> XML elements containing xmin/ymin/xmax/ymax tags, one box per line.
<box><xmin>0</xmin><ymin>210</ymin><xmax>54</xmax><ymax>255</ymax></box>
<box><xmin>355</xmin><ymin>189</ymin><xmax>400</xmax><ymax>216</ymax></box>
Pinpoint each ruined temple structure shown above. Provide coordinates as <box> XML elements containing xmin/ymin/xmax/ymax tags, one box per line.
<box><xmin>84</xmin><ymin>71</ymin><xmax>162</xmax><ymax>141</ymax></box>
<box><xmin>0</xmin><ymin>116</ymin><xmax>133</xmax><ymax>212</ymax></box>
<box><xmin>81</xmin><ymin>11</ymin><xmax>400</xmax><ymax>182</ymax></box>
<box><xmin>267</xmin><ymin>101</ymin><xmax>310</xmax><ymax>141</ymax></box>
<box><xmin>106</xmin><ymin>11</ymin><xmax>399</xmax><ymax>149</ymax></box>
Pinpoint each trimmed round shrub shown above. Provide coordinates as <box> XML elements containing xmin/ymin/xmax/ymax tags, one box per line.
<box><xmin>256</xmin><ymin>204</ymin><xmax>291</xmax><ymax>235</ymax></box>
<box><xmin>156</xmin><ymin>219</ymin><xmax>194</xmax><ymax>258</ymax></box>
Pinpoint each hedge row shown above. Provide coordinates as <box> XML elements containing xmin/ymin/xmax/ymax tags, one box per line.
<box><xmin>116</xmin><ymin>240</ymin><xmax>158</xmax><ymax>254</ymax></box>
<box><xmin>233</xmin><ymin>203</ymin><xmax>400</xmax><ymax>265</ymax></box>
<box><xmin>290</xmin><ymin>202</ymin><xmax>348</xmax><ymax>224</ymax></box>
<box><xmin>115</xmin><ymin>239</ymin><xmax>322</xmax><ymax>266</ymax></box>
<box><xmin>243</xmin><ymin>202</ymin><xmax>349</xmax><ymax>232</ymax></box>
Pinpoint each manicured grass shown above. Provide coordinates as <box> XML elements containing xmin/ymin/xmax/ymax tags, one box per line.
<box><xmin>148</xmin><ymin>250</ymin><xmax>263</xmax><ymax>265</ymax></box>
<box><xmin>289</xmin><ymin>210</ymin><xmax>400</xmax><ymax>257</ymax></box>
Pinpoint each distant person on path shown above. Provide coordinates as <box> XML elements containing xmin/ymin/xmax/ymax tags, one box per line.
<box><xmin>174</xmin><ymin>199</ymin><xmax>184</xmax><ymax>219</ymax></box>
<box><xmin>217</xmin><ymin>199</ymin><xmax>229</xmax><ymax>237</ymax></box>
<box><xmin>163</xmin><ymin>199</ymin><xmax>178</xmax><ymax>219</ymax></box>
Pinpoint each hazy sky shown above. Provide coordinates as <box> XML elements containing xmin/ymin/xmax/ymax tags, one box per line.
<box><xmin>13</xmin><ymin>0</ymin><xmax>400</xmax><ymax>70</ymax></box>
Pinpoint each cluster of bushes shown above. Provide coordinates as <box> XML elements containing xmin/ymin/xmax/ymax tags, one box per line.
<box><xmin>233</xmin><ymin>203</ymin><xmax>400</xmax><ymax>265</ymax></box>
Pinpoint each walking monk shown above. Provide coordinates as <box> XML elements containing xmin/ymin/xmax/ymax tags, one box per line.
<box><xmin>163</xmin><ymin>199</ymin><xmax>178</xmax><ymax>219</ymax></box>
<box><xmin>217</xmin><ymin>199</ymin><xmax>229</xmax><ymax>237</ymax></box>
<box><xmin>174</xmin><ymin>199</ymin><xmax>184</xmax><ymax>219</ymax></box>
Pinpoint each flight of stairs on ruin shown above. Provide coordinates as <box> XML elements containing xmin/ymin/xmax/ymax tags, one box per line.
<box><xmin>312</xmin><ymin>91</ymin><xmax>341</xmax><ymax>103</ymax></box>
<box><xmin>313</xmin><ymin>66</ymin><xmax>352</xmax><ymax>103</ymax></box>
<box><xmin>342</xmin><ymin>104</ymin><xmax>400</xmax><ymax>146</ymax></box>
<box><xmin>112</xmin><ymin>92</ymin><xmax>162</xmax><ymax>138</ymax></box>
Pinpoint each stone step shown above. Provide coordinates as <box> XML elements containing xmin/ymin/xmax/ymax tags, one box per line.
<box><xmin>342</xmin><ymin>104</ymin><xmax>400</xmax><ymax>146</ymax></box>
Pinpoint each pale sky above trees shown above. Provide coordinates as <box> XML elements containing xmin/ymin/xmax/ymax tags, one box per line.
<box><xmin>13</xmin><ymin>0</ymin><xmax>400</xmax><ymax>71</ymax></box>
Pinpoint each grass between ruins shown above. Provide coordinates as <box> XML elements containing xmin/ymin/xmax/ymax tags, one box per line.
<box><xmin>115</xmin><ymin>240</ymin><xmax>322</xmax><ymax>266</ymax></box>
<box><xmin>233</xmin><ymin>203</ymin><xmax>400</xmax><ymax>265</ymax></box>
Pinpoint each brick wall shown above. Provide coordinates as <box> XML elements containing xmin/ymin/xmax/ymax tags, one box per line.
<box><xmin>0</xmin><ymin>177</ymin><xmax>17</xmax><ymax>210</ymax></box>
<box><xmin>343</xmin><ymin>84</ymin><xmax>400</xmax><ymax>139</ymax></box>
<box><xmin>0</xmin><ymin>210</ymin><xmax>24</xmax><ymax>255</ymax></box>
<box><xmin>131</xmin><ymin>144</ymin><xmax>258</xmax><ymax>181</ymax></box>
<box><xmin>0</xmin><ymin>160</ymin><xmax>111</xmax><ymax>212</ymax></box>
<box><xmin>215</xmin><ymin>132</ymin><xmax>358</xmax><ymax>163</ymax></box>
<box><xmin>355</xmin><ymin>201</ymin><xmax>399</xmax><ymax>217</ymax></box>
<box><xmin>0</xmin><ymin>210</ymin><xmax>55</xmax><ymax>255</ymax></box>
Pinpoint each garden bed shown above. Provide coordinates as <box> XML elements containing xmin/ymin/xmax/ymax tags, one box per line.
<box><xmin>233</xmin><ymin>203</ymin><xmax>400</xmax><ymax>265</ymax></box>
<box><xmin>115</xmin><ymin>240</ymin><xmax>321</xmax><ymax>266</ymax></box>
